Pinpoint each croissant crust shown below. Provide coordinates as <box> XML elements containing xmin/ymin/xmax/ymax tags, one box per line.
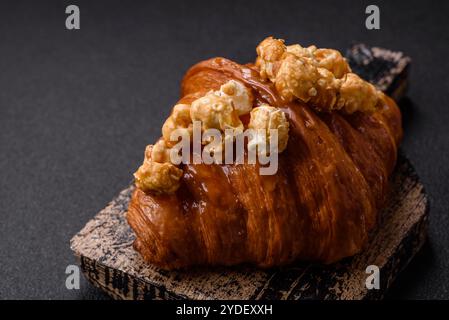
<box><xmin>127</xmin><ymin>56</ymin><xmax>402</xmax><ymax>269</ymax></box>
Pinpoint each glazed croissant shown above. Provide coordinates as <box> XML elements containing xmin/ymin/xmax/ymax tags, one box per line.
<box><xmin>127</xmin><ymin>38</ymin><xmax>402</xmax><ymax>269</ymax></box>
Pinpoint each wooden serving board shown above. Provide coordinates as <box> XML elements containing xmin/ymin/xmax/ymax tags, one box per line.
<box><xmin>71</xmin><ymin>44</ymin><xmax>427</xmax><ymax>300</ymax></box>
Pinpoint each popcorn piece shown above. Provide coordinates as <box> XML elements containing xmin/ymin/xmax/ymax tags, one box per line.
<box><xmin>256</xmin><ymin>37</ymin><xmax>380</xmax><ymax>114</ymax></box>
<box><xmin>134</xmin><ymin>145</ymin><xmax>183</xmax><ymax>194</ymax></box>
<box><xmin>313</xmin><ymin>48</ymin><xmax>351</xmax><ymax>79</ymax></box>
<box><xmin>190</xmin><ymin>90</ymin><xmax>243</xmax><ymax>132</ymax></box>
<box><xmin>218</xmin><ymin>80</ymin><xmax>253</xmax><ymax>115</ymax></box>
<box><xmin>256</xmin><ymin>37</ymin><xmax>286</xmax><ymax>81</ymax></box>
<box><xmin>275</xmin><ymin>53</ymin><xmax>330</xmax><ymax>104</ymax></box>
<box><xmin>286</xmin><ymin>44</ymin><xmax>315</xmax><ymax>61</ymax></box>
<box><xmin>162</xmin><ymin>104</ymin><xmax>193</xmax><ymax>146</ymax></box>
<box><xmin>287</xmin><ymin>44</ymin><xmax>351</xmax><ymax>78</ymax></box>
<box><xmin>338</xmin><ymin>73</ymin><xmax>380</xmax><ymax>113</ymax></box>
<box><xmin>134</xmin><ymin>161</ymin><xmax>183</xmax><ymax>194</ymax></box>
<box><xmin>151</xmin><ymin>139</ymin><xmax>171</xmax><ymax>163</ymax></box>
<box><xmin>248</xmin><ymin>104</ymin><xmax>289</xmax><ymax>153</ymax></box>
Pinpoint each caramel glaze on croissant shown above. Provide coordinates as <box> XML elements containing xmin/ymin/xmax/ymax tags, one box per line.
<box><xmin>127</xmin><ymin>57</ymin><xmax>402</xmax><ymax>269</ymax></box>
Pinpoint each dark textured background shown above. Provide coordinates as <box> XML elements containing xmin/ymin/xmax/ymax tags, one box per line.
<box><xmin>0</xmin><ymin>0</ymin><xmax>448</xmax><ymax>299</ymax></box>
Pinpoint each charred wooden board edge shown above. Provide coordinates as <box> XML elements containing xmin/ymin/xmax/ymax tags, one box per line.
<box><xmin>346</xmin><ymin>43</ymin><xmax>411</xmax><ymax>101</ymax></box>
<box><xmin>76</xmin><ymin>256</ymin><xmax>188</xmax><ymax>300</ymax></box>
<box><xmin>71</xmin><ymin>44</ymin><xmax>423</xmax><ymax>300</ymax></box>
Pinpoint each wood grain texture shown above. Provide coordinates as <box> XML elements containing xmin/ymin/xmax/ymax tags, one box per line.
<box><xmin>70</xmin><ymin>44</ymin><xmax>427</xmax><ymax>300</ymax></box>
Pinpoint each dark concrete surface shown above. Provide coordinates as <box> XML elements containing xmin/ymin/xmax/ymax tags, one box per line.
<box><xmin>0</xmin><ymin>0</ymin><xmax>448</xmax><ymax>299</ymax></box>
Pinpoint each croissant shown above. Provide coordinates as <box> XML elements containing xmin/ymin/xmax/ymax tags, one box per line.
<box><xmin>127</xmin><ymin>38</ymin><xmax>402</xmax><ymax>269</ymax></box>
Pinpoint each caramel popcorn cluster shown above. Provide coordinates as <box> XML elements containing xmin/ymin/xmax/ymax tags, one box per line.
<box><xmin>134</xmin><ymin>143</ymin><xmax>183</xmax><ymax>194</ymax></box>
<box><xmin>190</xmin><ymin>90</ymin><xmax>244</xmax><ymax>132</ymax></box>
<box><xmin>162</xmin><ymin>80</ymin><xmax>253</xmax><ymax>146</ymax></box>
<box><xmin>134</xmin><ymin>79</ymin><xmax>290</xmax><ymax>194</ymax></box>
<box><xmin>256</xmin><ymin>37</ymin><xmax>380</xmax><ymax>113</ymax></box>
<box><xmin>286</xmin><ymin>44</ymin><xmax>351</xmax><ymax>79</ymax></box>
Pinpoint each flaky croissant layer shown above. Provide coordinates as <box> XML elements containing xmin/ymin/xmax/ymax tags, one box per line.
<box><xmin>127</xmin><ymin>42</ymin><xmax>402</xmax><ymax>269</ymax></box>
